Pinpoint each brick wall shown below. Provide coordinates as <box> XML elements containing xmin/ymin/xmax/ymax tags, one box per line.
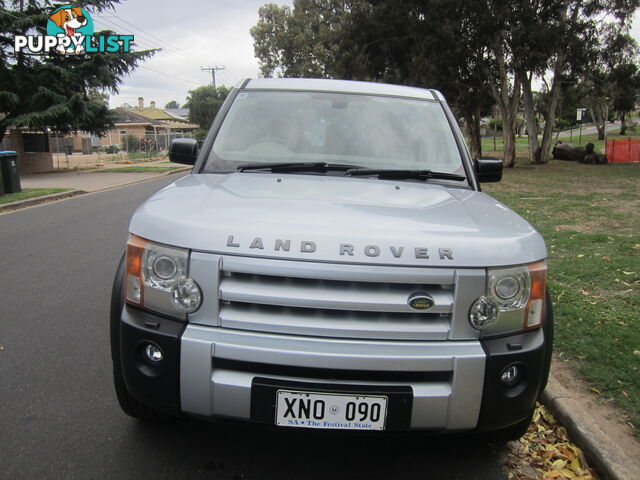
<box><xmin>8</xmin><ymin>130</ymin><xmax>54</xmax><ymax>174</ymax></box>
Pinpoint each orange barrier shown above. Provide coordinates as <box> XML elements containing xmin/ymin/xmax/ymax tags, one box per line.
<box><xmin>605</xmin><ymin>138</ymin><xmax>640</xmax><ymax>163</ymax></box>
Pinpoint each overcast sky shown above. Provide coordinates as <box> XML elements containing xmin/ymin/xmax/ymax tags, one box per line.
<box><xmin>98</xmin><ymin>0</ymin><xmax>640</xmax><ymax>109</ymax></box>
<box><xmin>94</xmin><ymin>0</ymin><xmax>292</xmax><ymax>108</ymax></box>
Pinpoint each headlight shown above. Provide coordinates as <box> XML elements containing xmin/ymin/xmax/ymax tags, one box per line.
<box><xmin>125</xmin><ymin>235</ymin><xmax>202</xmax><ymax>319</ymax></box>
<box><xmin>469</xmin><ymin>260</ymin><xmax>547</xmax><ymax>336</ymax></box>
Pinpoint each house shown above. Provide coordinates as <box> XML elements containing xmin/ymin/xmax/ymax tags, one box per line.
<box><xmin>0</xmin><ymin>97</ymin><xmax>197</xmax><ymax>173</ymax></box>
<box><xmin>99</xmin><ymin>97</ymin><xmax>197</xmax><ymax>151</ymax></box>
<box><xmin>56</xmin><ymin>97</ymin><xmax>198</xmax><ymax>154</ymax></box>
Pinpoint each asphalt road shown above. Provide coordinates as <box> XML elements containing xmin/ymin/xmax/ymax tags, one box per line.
<box><xmin>0</xmin><ymin>175</ymin><xmax>507</xmax><ymax>480</ymax></box>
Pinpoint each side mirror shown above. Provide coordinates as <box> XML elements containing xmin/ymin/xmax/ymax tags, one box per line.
<box><xmin>476</xmin><ymin>157</ymin><xmax>502</xmax><ymax>182</ymax></box>
<box><xmin>169</xmin><ymin>138</ymin><xmax>198</xmax><ymax>165</ymax></box>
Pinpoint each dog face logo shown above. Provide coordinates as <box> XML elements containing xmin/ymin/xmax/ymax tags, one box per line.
<box><xmin>46</xmin><ymin>4</ymin><xmax>94</xmax><ymax>54</ymax></box>
<box><xmin>49</xmin><ymin>7</ymin><xmax>87</xmax><ymax>36</ymax></box>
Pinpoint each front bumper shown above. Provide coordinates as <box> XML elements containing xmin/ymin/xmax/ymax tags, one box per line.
<box><xmin>118</xmin><ymin>305</ymin><xmax>547</xmax><ymax>432</ymax></box>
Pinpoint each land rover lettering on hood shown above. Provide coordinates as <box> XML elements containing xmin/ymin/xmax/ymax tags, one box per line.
<box><xmin>111</xmin><ymin>78</ymin><xmax>552</xmax><ymax>440</ymax></box>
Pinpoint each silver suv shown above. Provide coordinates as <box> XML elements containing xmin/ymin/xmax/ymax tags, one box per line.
<box><xmin>110</xmin><ymin>78</ymin><xmax>552</xmax><ymax>440</ymax></box>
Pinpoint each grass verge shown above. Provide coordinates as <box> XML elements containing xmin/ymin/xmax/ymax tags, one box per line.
<box><xmin>481</xmin><ymin>130</ymin><xmax>640</xmax><ymax>156</ymax></box>
<box><xmin>0</xmin><ymin>188</ymin><xmax>72</xmax><ymax>205</ymax></box>
<box><xmin>483</xmin><ymin>161</ymin><xmax>640</xmax><ymax>432</ymax></box>
<box><xmin>97</xmin><ymin>166</ymin><xmax>183</xmax><ymax>173</ymax></box>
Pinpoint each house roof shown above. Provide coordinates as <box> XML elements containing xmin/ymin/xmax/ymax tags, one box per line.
<box><xmin>162</xmin><ymin>120</ymin><xmax>198</xmax><ymax>130</ymax></box>
<box><xmin>113</xmin><ymin>108</ymin><xmax>159</xmax><ymax>125</ymax></box>
<box><xmin>111</xmin><ymin>108</ymin><xmax>197</xmax><ymax>130</ymax></box>
<box><xmin>164</xmin><ymin>108</ymin><xmax>190</xmax><ymax>120</ymax></box>
<box><xmin>135</xmin><ymin>107</ymin><xmax>176</xmax><ymax>120</ymax></box>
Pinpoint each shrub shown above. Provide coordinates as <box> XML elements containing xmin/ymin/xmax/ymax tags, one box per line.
<box><xmin>122</xmin><ymin>134</ymin><xmax>141</xmax><ymax>152</ymax></box>
<box><xmin>104</xmin><ymin>144</ymin><xmax>120</xmax><ymax>154</ymax></box>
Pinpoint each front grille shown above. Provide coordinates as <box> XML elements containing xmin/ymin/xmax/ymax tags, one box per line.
<box><xmin>217</xmin><ymin>257</ymin><xmax>457</xmax><ymax>340</ymax></box>
<box><xmin>214</xmin><ymin>358</ymin><xmax>452</xmax><ymax>383</ymax></box>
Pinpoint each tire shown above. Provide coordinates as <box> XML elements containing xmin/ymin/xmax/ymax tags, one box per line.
<box><xmin>110</xmin><ymin>254</ymin><xmax>171</xmax><ymax>421</ymax></box>
<box><xmin>485</xmin><ymin>413</ymin><xmax>533</xmax><ymax>443</ymax></box>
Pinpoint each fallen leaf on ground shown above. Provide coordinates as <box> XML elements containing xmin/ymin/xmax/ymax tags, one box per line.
<box><xmin>589</xmin><ymin>387</ymin><xmax>602</xmax><ymax>395</ymax></box>
<box><xmin>505</xmin><ymin>403</ymin><xmax>597</xmax><ymax>480</ymax></box>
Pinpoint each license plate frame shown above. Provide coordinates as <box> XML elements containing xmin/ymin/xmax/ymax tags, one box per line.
<box><xmin>251</xmin><ymin>377</ymin><xmax>413</xmax><ymax>431</ymax></box>
<box><xmin>275</xmin><ymin>389</ymin><xmax>388</xmax><ymax>430</ymax></box>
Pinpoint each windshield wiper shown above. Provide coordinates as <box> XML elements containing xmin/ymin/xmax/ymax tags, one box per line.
<box><xmin>344</xmin><ymin>168</ymin><xmax>466</xmax><ymax>182</ymax></box>
<box><xmin>237</xmin><ymin>162</ymin><xmax>361</xmax><ymax>173</ymax></box>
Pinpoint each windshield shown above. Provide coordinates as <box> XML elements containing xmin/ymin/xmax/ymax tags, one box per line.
<box><xmin>204</xmin><ymin>90</ymin><xmax>465</xmax><ymax>175</ymax></box>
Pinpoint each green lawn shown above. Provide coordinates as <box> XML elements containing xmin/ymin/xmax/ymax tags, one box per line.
<box><xmin>97</xmin><ymin>166</ymin><xmax>183</xmax><ymax>173</ymax></box>
<box><xmin>483</xmin><ymin>161</ymin><xmax>640</xmax><ymax>432</ymax></box>
<box><xmin>481</xmin><ymin>129</ymin><xmax>640</xmax><ymax>158</ymax></box>
<box><xmin>0</xmin><ymin>187</ymin><xmax>72</xmax><ymax>205</ymax></box>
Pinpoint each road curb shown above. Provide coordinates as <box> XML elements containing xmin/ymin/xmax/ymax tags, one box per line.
<box><xmin>0</xmin><ymin>190</ymin><xmax>86</xmax><ymax>213</ymax></box>
<box><xmin>541</xmin><ymin>371</ymin><xmax>638</xmax><ymax>480</ymax></box>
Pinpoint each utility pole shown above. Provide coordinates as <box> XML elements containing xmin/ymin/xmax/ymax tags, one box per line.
<box><xmin>201</xmin><ymin>65</ymin><xmax>225</xmax><ymax>89</ymax></box>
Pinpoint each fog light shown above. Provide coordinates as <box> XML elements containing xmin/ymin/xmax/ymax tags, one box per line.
<box><xmin>468</xmin><ymin>296</ymin><xmax>499</xmax><ymax>330</ymax></box>
<box><xmin>171</xmin><ymin>277</ymin><xmax>202</xmax><ymax>313</ymax></box>
<box><xmin>144</xmin><ymin>343</ymin><xmax>163</xmax><ymax>363</ymax></box>
<box><xmin>500</xmin><ymin>364</ymin><xmax>522</xmax><ymax>387</ymax></box>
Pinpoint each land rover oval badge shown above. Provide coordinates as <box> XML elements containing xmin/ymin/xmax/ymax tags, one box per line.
<box><xmin>408</xmin><ymin>293</ymin><xmax>434</xmax><ymax>311</ymax></box>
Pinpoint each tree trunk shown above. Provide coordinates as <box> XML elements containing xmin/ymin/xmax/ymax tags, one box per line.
<box><xmin>539</xmin><ymin>2</ymin><xmax>577</xmax><ymax>164</ymax></box>
<box><xmin>619</xmin><ymin>112</ymin><xmax>626</xmax><ymax>135</ymax></box>
<box><xmin>502</xmin><ymin>75</ymin><xmax>521</xmax><ymax>168</ymax></box>
<box><xmin>589</xmin><ymin>102</ymin><xmax>606</xmax><ymax>140</ymax></box>
<box><xmin>539</xmin><ymin>61</ymin><xmax>563</xmax><ymax>164</ymax></box>
<box><xmin>464</xmin><ymin>109</ymin><xmax>482</xmax><ymax>160</ymax></box>
<box><xmin>502</xmin><ymin>124</ymin><xmax>516</xmax><ymax>167</ymax></box>
<box><xmin>520</xmin><ymin>70</ymin><xmax>540</xmax><ymax>163</ymax></box>
<box><xmin>484</xmin><ymin>35</ymin><xmax>521</xmax><ymax>168</ymax></box>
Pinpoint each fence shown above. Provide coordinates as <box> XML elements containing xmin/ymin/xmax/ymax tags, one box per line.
<box><xmin>119</xmin><ymin>131</ymin><xmax>191</xmax><ymax>154</ymax></box>
<box><xmin>605</xmin><ymin>138</ymin><xmax>640</xmax><ymax>163</ymax></box>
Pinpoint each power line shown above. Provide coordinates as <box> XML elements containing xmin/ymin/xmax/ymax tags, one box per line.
<box><xmin>98</xmin><ymin>14</ymin><xmax>215</xmax><ymax>66</ymax></box>
<box><xmin>201</xmin><ymin>65</ymin><xmax>225</xmax><ymax>88</ymax></box>
<box><xmin>138</xmin><ymin>65</ymin><xmax>201</xmax><ymax>86</ymax></box>
<box><xmin>3</xmin><ymin>9</ymin><xmax>236</xmax><ymax>88</ymax></box>
<box><xmin>93</xmin><ymin>18</ymin><xmax>209</xmax><ymax>71</ymax></box>
<box><xmin>94</xmin><ymin>16</ymin><xmax>234</xmax><ymax>87</ymax></box>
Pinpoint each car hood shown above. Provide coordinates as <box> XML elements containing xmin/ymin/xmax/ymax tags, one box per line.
<box><xmin>129</xmin><ymin>173</ymin><xmax>546</xmax><ymax>267</ymax></box>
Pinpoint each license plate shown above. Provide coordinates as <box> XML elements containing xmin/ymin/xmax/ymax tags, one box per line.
<box><xmin>275</xmin><ymin>390</ymin><xmax>388</xmax><ymax>430</ymax></box>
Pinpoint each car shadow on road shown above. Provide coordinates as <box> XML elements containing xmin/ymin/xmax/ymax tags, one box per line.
<box><xmin>118</xmin><ymin>417</ymin><xmax>507</xmax><ymax>480</ymax></box>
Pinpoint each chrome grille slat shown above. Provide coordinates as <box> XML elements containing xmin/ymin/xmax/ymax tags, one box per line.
<box><xmin>189</xmin><ymin>252</ymin><xmax>483</xmax><ymax>340</ymax></box>
<box><xmin>219</xmin><ymin>274</ymin><xmax>453</xmax><ymax>313</ymax></box>
<box><xmin>222</xmin><ymin>255</ymin><xmax>456</xmax><ymax>284</ymax></box>
<box><xmin>219</xmin><ymin>303</ymin><xmax>450</xmax><ymax>340</ymax></box>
